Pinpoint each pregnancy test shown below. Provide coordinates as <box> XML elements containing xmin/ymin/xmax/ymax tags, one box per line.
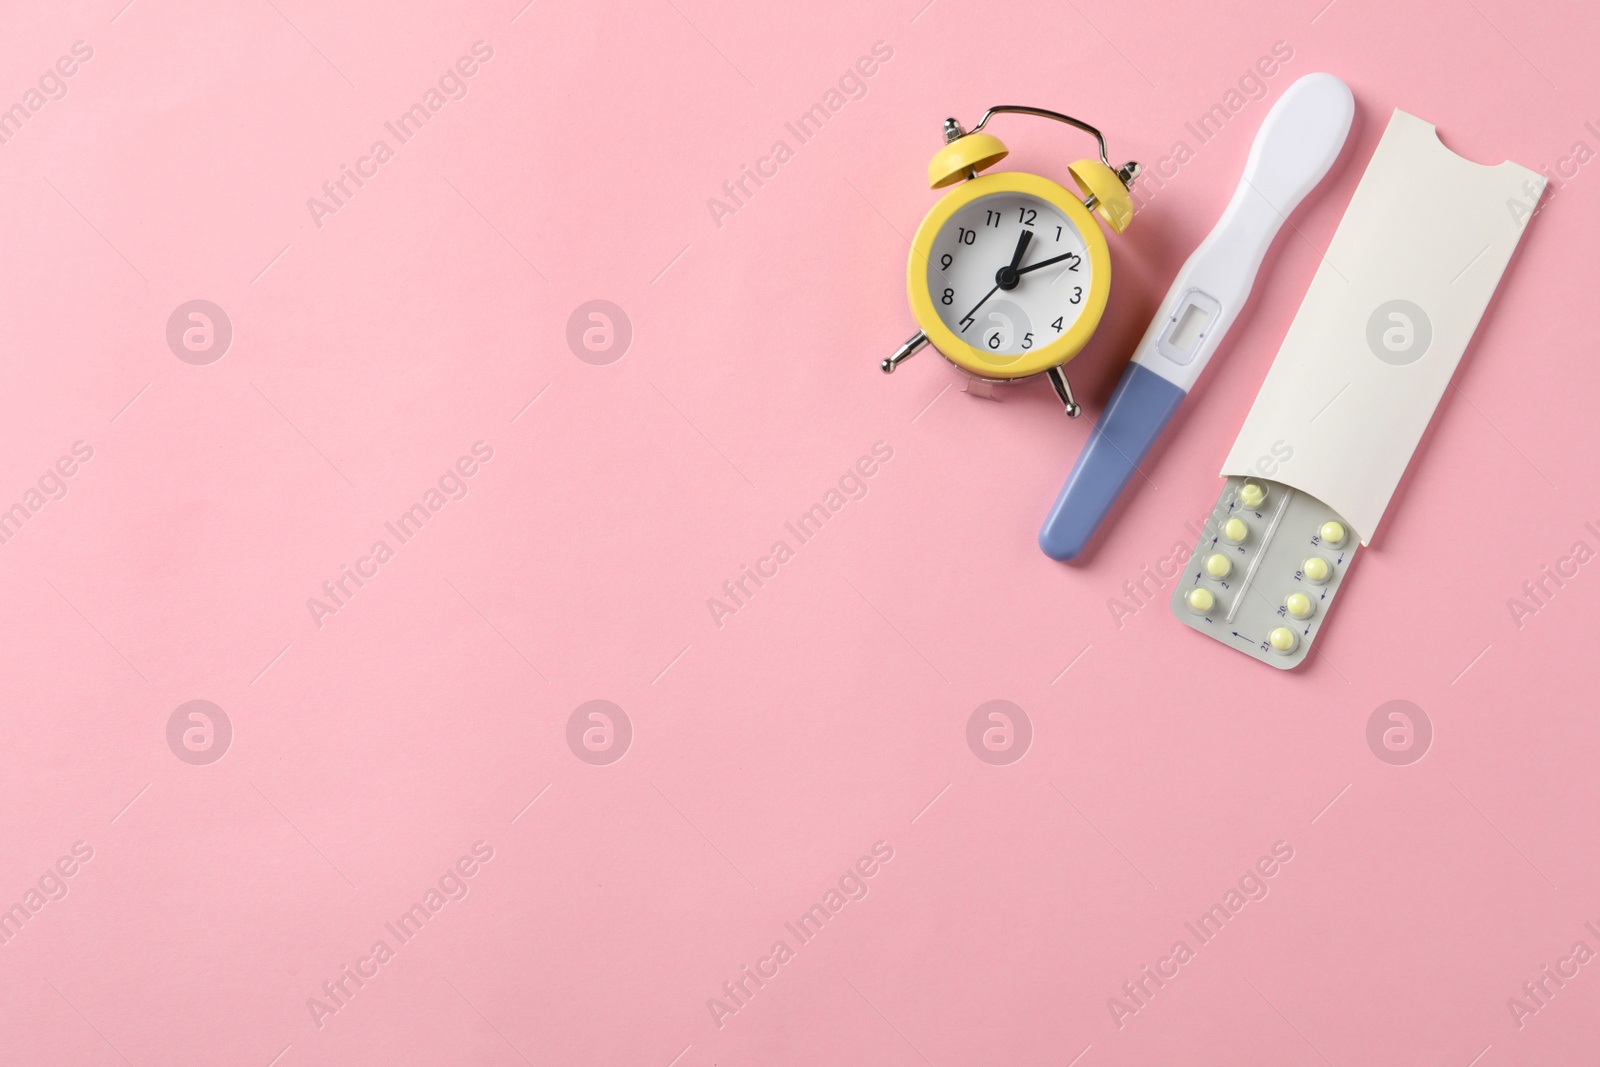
<box><xmin>1038</xmin><ymin>72</ymin><xmax>1354</xmax><ymax>561</ymax></box>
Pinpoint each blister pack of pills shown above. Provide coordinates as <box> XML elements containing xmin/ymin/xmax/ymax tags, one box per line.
<box><xmin>1169</xmin><ymin>109</ymin><xmax>1544</xmax><ymax>669</ymax></box>
<box><xmin>1170</xmin><ymin>476</ymin><xmax>1356</xmax><ymax>669</ymax></box>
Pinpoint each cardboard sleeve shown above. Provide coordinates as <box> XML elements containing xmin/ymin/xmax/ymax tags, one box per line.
<box><xmin>1221</xmin><ymin>110</ymin><xmax>1544</xmax><ymax>545</ymax></box>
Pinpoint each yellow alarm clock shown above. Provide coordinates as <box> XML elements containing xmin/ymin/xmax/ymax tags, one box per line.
<box><xmin>881</xmin><ymin>106</ymin><xmax>1139</xmax><ymax>417</ymax></box>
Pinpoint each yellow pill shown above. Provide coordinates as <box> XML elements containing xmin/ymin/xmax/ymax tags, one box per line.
<box><xmin>1222</xmin><ymin>517</ymin><xmax>1249</xmax><ymax>544</ymax></box>
<box><xmin>1187</xmin><ymin>587</ymin><xmax>1216</xmax><ymax>615</ymax></box>
<box><xmin>1303</xmin><ymin>556</ymin><xmax>1332</xmax><ymax>584</ymax></box>
<box><xmin>1239</xmin><ymin>482</ymin><xmax>1267</xmax><ymax>509</ymax></box>
<box><xmin>1285</xmin><ymin>592</ymin><xmax>1315</xmax><ymax>619</ymax></box>
<box><xmin>1268</xmin><ymin>627</ymin><xmax>1299</xmax><ymax>654</ymax></box>
<box><xmin>1204</xmin><ymin>553</ymin><xmax>1233</xmax><ymax>579</ymax></box>
<box><xmin>1320</xmin><ymin>520</ymin><xmax>1346</xmax><ymax>546</ymax></box>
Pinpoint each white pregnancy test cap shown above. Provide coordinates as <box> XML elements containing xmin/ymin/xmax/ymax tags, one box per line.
<box><xmin>1241</xmin><ymin>73</ymin><xmax>1355</xmax><ymax>218</ymax></box>
<box><xmin>1133</xmin><ymin>72</ymin><xmax>1354</xmax><ymax>395</ymax></box>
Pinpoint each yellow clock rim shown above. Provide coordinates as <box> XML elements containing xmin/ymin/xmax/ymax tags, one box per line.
<box><xmin>906</xmin><ymin>171</ymin><xmax>1111</xmax><ymax>380</ymax></box>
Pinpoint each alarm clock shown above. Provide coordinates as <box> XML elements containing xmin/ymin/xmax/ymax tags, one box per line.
<box><xmin>881</xmin><ymin>106</ymin><xmax>1140</xmax><ymax>417</ymax></box>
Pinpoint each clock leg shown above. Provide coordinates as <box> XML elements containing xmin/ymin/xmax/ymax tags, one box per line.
<box><xmin>1047</xmin><ymin>365</ymin><xmax>1082</xmax><ymax>418</ymax></box>
<box><xmin>881</xmin><ymin>331</ymin><xmax>927</xmax><ymax>374</ymax></box>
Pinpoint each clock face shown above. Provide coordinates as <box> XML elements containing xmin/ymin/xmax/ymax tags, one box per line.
<box><xmin>925</xmin><ymin>192</ymin><xmax>1094</xmax><ymax>363</ymax></box>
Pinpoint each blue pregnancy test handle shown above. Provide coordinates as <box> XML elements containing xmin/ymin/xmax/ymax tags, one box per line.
<box><xmin>1039</xmin><ymin>363</ymin><xmax>1186</xmax><ymax>561</ymax></box>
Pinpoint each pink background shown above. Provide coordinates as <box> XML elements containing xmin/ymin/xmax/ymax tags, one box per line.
<box><xmin>2</xmin><ymin>0</ymin><xmax>1597</xmax><ymax>1063</ymax></box>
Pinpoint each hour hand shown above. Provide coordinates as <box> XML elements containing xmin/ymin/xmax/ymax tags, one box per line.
<box><xmin>995</xmin><ymin>230</ymin><xmax>1033</xmax><ymax>291</ymax></box>
<box><xmin>1008</xmin><ymin>229</ymin><xmax>1032</xmax><ymax>271</ymax></box>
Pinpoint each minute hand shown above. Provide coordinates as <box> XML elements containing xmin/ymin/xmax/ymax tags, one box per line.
<box><xmin>1016</xmin><ymin>251</ymin><xmax>1081</xmax><ymax>276</ymax></box>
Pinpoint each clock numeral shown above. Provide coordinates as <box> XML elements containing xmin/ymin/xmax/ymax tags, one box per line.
<box><xmin>1018</xmin><ymin>208</ymin><xmax>1037</xmax><ymax>226</ymax></box>
<box><xmin>957</xmin><ymin>228</ymin><xmax>976</xmax><ymax>245</ymax></box>
<box><xmin>1055</xmin><ymin>225</ymin><xmax>1062</xmax><ymax>241</ymax></box>
<box><xmin>987</xmin><ymin>332</ymin><xmax>1003</xmax><ymax>350</ymax></box>
<box><xmin>1070</xmin><ymin>286</ymin><xmax>1083</xmax><ymax>304</ymax></box>
<box><xmin>939</xmin><ymin>253</ymin><xmax>953</xmax><ymax>270</ymax></box>
<box><xmin>1021</xmin><ymin>332</ymin><xmax>1033</xmax><ymax>350</ymax></box>
<box><xmin>983</xmin><ymin>210</ymin><xmax>1001</xmax><ymax>227</ymax></box>
<box><xmin>1060</xmin><ymin>253</ymin><xmax>1081</xmax><ymax>272</ymax></box>
<box><xmin>941</xmin><ymin>288</ymin><xmax>954</xmax><ymax>305</ymax></box>
<box><xmin>1051</xmin><ymin>317</ymin><xmax>1064</xmax><ymax>332</ymax></box>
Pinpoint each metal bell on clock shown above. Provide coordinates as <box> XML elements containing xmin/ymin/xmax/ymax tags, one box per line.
<box><xmin>926</xmin><ymin>131</ymin><xmax>1009</xmax><ymax>188</ymax></box>
<box><xmin>1069</xmin><ymin>158</ymin><xmax>1139</xmax><ymax>234</ymax></box>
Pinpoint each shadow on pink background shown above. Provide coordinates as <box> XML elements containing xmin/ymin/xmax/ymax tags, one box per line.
<box><xmin>1</xmin><ymin>0</ymin><xmax>1597</xmax><ymax>1063</ymax></box>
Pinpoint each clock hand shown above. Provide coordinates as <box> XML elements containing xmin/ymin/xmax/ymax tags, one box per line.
<box><xmin>957</xmin><ymin>284</ymin><xmax>1000</xmax><ymax>331</ymax></box>
<box><xmin>1015</xmin><ymin>250</ymin><xmax>1081</xmax><ymax>276</ymax></box>
<box><xmin>1007</xmin><ymin>229</ymin><xmax>1033</xmax><ymax>272</ymax></box>
<box><xmin>993</xmin><ymin>230</ymin><xmax>1033</xmax><ymax>292</ymax></box>
<box><xmin>959</xmin><ymin>230</ymin><xmax>1039</xmax><ymax>331</ymax></box>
